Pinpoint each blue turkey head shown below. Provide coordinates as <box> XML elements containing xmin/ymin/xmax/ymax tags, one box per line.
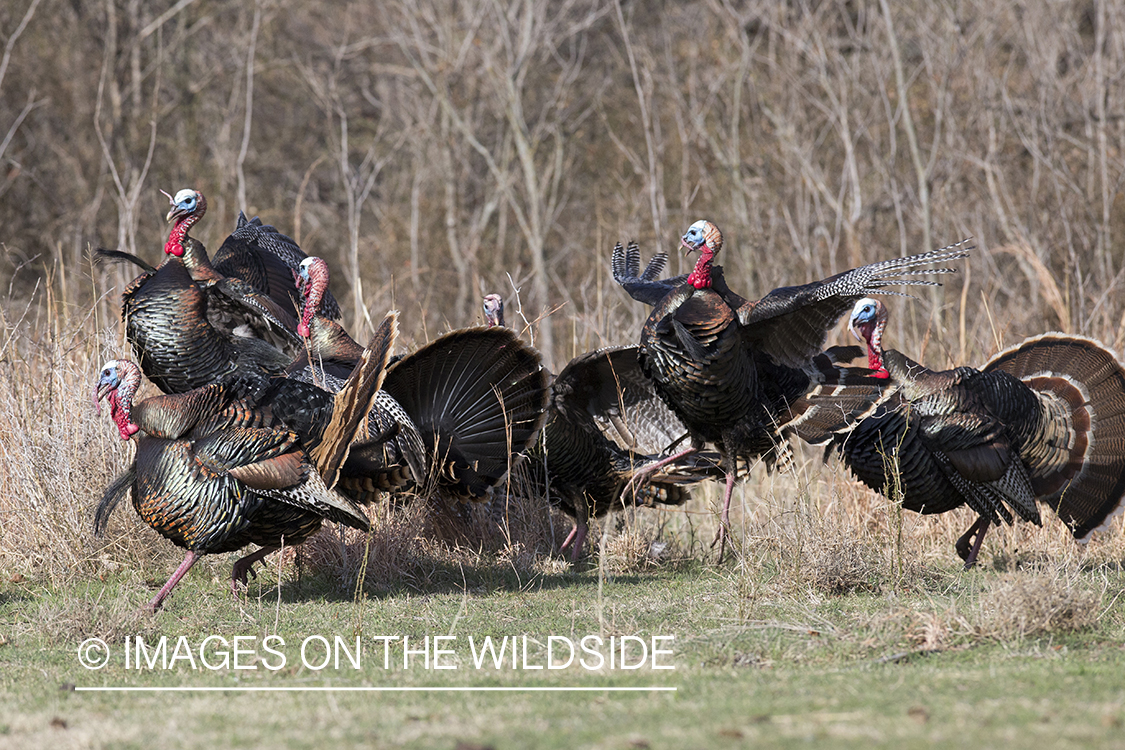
<box><xmin>165</xmin><ymin>188</ymin><xmax>203</xmax><ymax>223</ymax></box>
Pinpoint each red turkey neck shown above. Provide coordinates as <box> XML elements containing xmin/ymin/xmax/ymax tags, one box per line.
<box><xmin>297</xmin><ymin>262</ymin><xmax>330</xmax><ymax>338</ymax></box>
<box><xmin>686</xmin><ymin>246</ymin><xmax>714</xmax><ymax>289</ymax></box>
<box><xmin>105</xmin><ymin>363</ymin><xmax>141</xmax><ymax>439</ymax></box>
<box><xmin>862</xmin><ymin>317</ymin><xmax>890</xmax><ymax>378</ymax></box>
<box><xmin>164</xmin><ymin>207</ymin><xmax>204</xmax><ymax>258</ymax></box>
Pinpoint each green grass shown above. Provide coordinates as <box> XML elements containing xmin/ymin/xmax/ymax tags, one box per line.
<box><xmin>3</xmin><ymin>552</ymin><xmax>1125</xmax><ymax>749</ymax></box>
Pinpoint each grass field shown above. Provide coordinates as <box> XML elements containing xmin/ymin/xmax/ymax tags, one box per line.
<box><xmin>4</xmin><ymin>460</ymin><xmax>1125</xmax><ymax>748</ymax></box>
<box><xmin>3</xmin><ymin>544</ymin><xmax>1125</xmax><ymax>749</ymax></box>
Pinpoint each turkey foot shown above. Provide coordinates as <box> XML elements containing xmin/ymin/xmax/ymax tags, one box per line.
<box><xmin>710</xmin><ymin>471</ymin><xmax>737</xmax><ymax>564</ymax></box>
<box><xmin>230</xmin><ymin>546</ymin><xmax>279</xmax><ymax>596</ymax></box>
<box><xmin>558</xmin><ymin>522</ymin><xmax>589</xmax><ymax>563</ymax></box>
<box><xmin>621</xmin><ymin>446</ymin><xmax>699</xmax><ymax>505</ymax></box>
<box><xmin>955</xmin><ymin>517</ymin><xmax>990</xmax><ymax>570</ymax></box>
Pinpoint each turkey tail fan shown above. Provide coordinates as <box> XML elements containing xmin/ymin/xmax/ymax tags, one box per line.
<box><xmin>311</xmin><ymin>310</ymin><xmax>399</xmax><ymax>489</ymax></box>
<box><xmin>984</xmin><ymin>333</ymin><xmax>1125</xmax><ymax>538</ymax></box>
<box><xmin>94</xmin><ymin>467</ymin><xmax>136</xmax><ymax>537</ymax></box>
<box><xmin>381</xmin><ymin>326</ymin><xmax>549</xmax><ymax>498</ymax></box>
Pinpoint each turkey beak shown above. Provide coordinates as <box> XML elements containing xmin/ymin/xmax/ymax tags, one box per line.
<box><xmin>93</xmin><ymin>380</ymin><xmax>112</xmax><ymax>414</ymax></box>
<box><xmin>681</xmin><ymin>237</ymin><xmax>701</xmax><ymax>256</ymax></box>
<box><xmin>166</xmin><ymin>204</ymin><xmax>188</xmax><ymax>223</ymax></box>
<box><xmin>849</xmin><ymin>318</ymin><xmax>870</xmax><ymax>346</ymax></box>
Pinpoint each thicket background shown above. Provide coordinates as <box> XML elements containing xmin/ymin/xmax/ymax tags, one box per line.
<box><xmin>3</xmin><ymin>0</ymin><xmax>1123</xmax><ymax>370</ymax></box>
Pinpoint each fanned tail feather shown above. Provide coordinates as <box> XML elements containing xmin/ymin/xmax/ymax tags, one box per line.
<box><xmin>855</xmin><ymin>240</ymin><xmax>973</xmax><ymax>295</ymax></box>
<box><xmin>382</xmin><ymin>327</ymin><xmax>549</xmax><ymax>498</ymax></box>
<box><xmin>984</xmin><ymin>333</ymin><xmax>1125</xmax><ymax>538</ymax></box>
<box><xmin>638</xmin><ymin>245</ymin><xmax>668</xmax><ymax>281</ymax></box>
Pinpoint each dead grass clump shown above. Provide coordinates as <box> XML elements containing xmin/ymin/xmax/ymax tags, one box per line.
<box><xmin>902</xmin><ymin>606</ymin><xmax>977</xmax><ymax>651</ymax></box>
<box><xmin>292</xmin><ymin>500</ymin><xmax>431</xmax><ymax>595</ymax></box>
<box><xmin>802</xmin><ymin>531</ymin><xmax>884</xmax><ymax>595</ymax></box>
<box><xmin>599</xmin><ymin>523</ymin><xmax>659</xmax><ymax>574</ymax></box>
<box><xmin>768</xmin><ymin>495</ymin><xmax>888</xmax><ymax>596</ymax></box>
<box><xmin>29</xmin><ymin>586</ymin><xmax>159</xmax><ymax>645</ymax></box>
<box><xmin>292</xmin><ymin>486</ymin><xmax>560</xmax><ymax>596</ymax></box>
<box><xmin>474</xmin><ymin>487</ymin><xmax>558</xmax><ymax>557</ymax></box>
<box><xmin>975</xmin><ymin>570</ymin><xmax>1100</xmax><ymax>640</ymax></box>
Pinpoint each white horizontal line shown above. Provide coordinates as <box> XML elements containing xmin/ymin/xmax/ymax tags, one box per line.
<box><xmin>75</xmin><ymin>686</ymin><xmax>677</xmax><ymax>693</ymax></box>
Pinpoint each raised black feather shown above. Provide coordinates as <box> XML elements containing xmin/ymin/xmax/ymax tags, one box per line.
<box><xmin>212</xmin><ymin>212</ymin><xmax>342</xmax><ymax>321</ymax></box>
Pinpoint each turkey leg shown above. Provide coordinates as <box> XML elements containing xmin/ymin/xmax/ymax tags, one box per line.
<box><xmin>149</xmin><ymin>551</ymin><xmax>200</xmax><ymax>612</ymax></box>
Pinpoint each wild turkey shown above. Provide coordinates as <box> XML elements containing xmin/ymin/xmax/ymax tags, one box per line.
<box><xmin>614</xmin><ymin>222</ymin><xmax>970</xmax><ymax>561</ymax></box>
<box><xmin>484</xmin><ymin>293</ymin><xmax>726</xmax><ymax>560</ymax></box>
<box><xmin>293</xmin><ymin>258</ymin><xmax>550</xmax><ymax>504</ymax></box>
<box><xmin>92</xmin><ymin>313</ymin><xmax>397</xmax><ymax>611</ymax></box>
<box><xmin>210</xmin><ymin>209</ymin><xmax>343</xmax><ymax>323</ymax></box>
<box><xmin>100</xmin><ymin>191</ymin><xmax>304</xmax><ymax>394</ymax></box>
<box><xmin>162</xmin><ymin>189</ymin><xmax>307</xmax><ymax>352</ymax></box>
<box><xmin>148</xmin><ymin>188</ymin><xmax>341</xmax><ymax>323</ymax></box>
<box><xmin>837</xmin><ymin>297</ymin><xmax>1125</xmax><ymax>567</ymax></box>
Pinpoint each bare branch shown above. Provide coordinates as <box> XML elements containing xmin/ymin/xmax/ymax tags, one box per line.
<box><xmin>0</xmin><ymin>0</ymin><xmax>43</xmax><ymax>96</ymax></box>
<box><xmin>236</xmin><ymin>1</ymin><xmax>263</xmax><ymax>213</ymax></box>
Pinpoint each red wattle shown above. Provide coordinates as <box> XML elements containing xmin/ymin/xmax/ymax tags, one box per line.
<box><xmin>686</xmin><ymin>248</ymin><xmax>714</xmax><ymax>289</ymax></box>
<box><xmin>107</xmin><ymin>391</ymin><xmax>139</xmax><ymax>440</ymax></box>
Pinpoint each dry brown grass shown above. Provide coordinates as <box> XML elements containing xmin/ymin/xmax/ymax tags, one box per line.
<box><xmin>975</xmin><ymin>569</ymin><xmax>1101</xmax><ymax>640</ymax></box>
<box><xmin>5</xmin><ymin>277</ymin><xmax>1125</xmax><ymax>636</ymax></box>
<box><xmin>0</xmin><ymin>293</ymin><xmax>151</xmax><ymax>582</ymax></box>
